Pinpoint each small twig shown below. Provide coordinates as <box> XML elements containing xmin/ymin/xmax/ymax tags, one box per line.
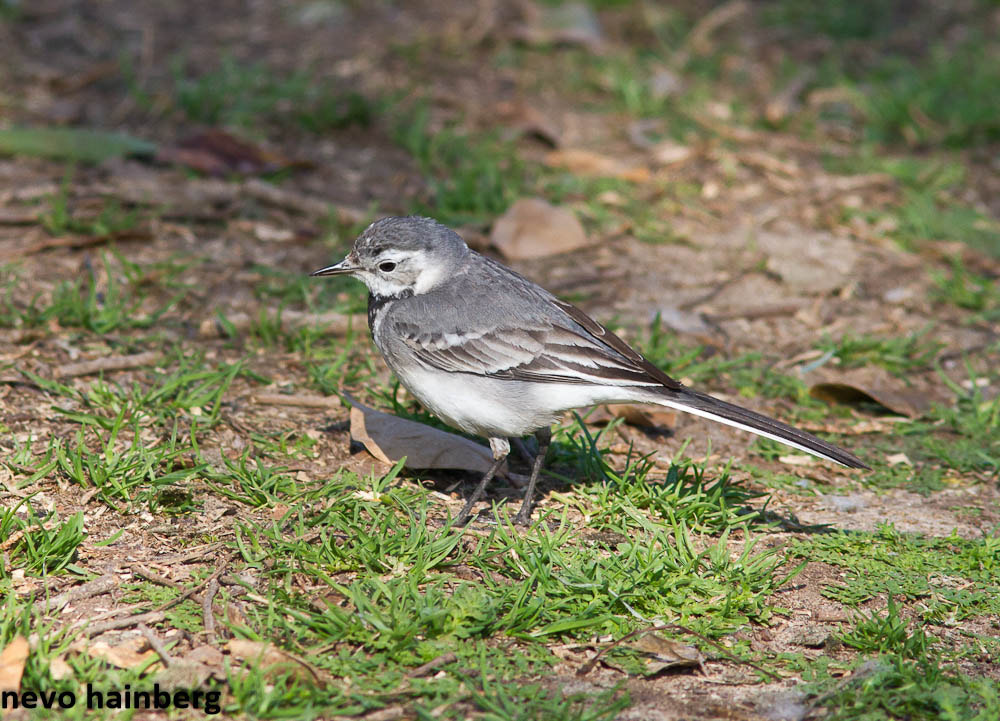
<box><xmin>55</xmin><ymin>351</ymin><xmax>161</xmax><ymax>379</ymax></box>
<box><xmin>577</xmin><ymin>623</ymin><xmax>780</xmax><ymax>681</ymax></box>
<box><xmin>137</xmin><ymin>624</ymin><xmax>173</xmax><ymax>667</ymax></box>
<box><xmin>155</xmin><ymin>553</ymin><xmax>233</xmax><ymax>613</ymax></box>
<box><xmin>251</xmin><ymin>393</ymin><xmax>343</xmax><ymax>409</ymax></box>
<box><xmin>406</xmin><ymin>652</ymin><xmax>457</xmax><ymax>678</ymax></box>
<box><xmin>86</xmin><ymin>610</ymin><xmax>166</xmax><ymax>637</ymax></box>
<box><xmin>132</xmin><ymin>566</ymin><xmax>206</xmax><ymax>604</ymax></box>
<box><xmin>684</xmin><ymin>0</ymin><xmax>748</xmax><ymax>54</ymax></box>
<box><xmin>154</xmin><ymin>542</ymin><xmax>225</xmax><ymax>565</ymax></box>
<box><xmin>34</xmin><ymin>574</ymin><xmax>116</xmax><ymax>613</ymax></box>
<box><xmin>0</xmin><ymin>228</ymin><xmax>152</xmax><ymax>262</ymax></box>
<box><xmin>360</xmin><ymin>707</ymin><xmax>405</xmax><ymax>721</ymax></box>
<box><xmin>198</xmin><ymin>310</ymin><xmax>365</xmax><ymax>338</ymax></box>
<box><xmin>713</xmin><ymin>301</ymin><xmax>804</xmax><ymax>321</ymax></box>
<box><xmin>202</xmin><ymin>578</ymin><xmax>220</xmax><ymax>644</ymax></box>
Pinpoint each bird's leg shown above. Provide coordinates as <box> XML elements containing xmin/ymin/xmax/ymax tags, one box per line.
<box><xmin>511</xmin><ymin>437</ymin><xmax>535</xmax><ymax>466</ymax></box>
<box><xmin>514</xmin><ymin>427</ymin><xmax>551</xmax><ymax>526</ymax></box>
<box><xmin>456</xmin><ymin>438</ymin><xmax>510</xmax><ymax>525</ymax></box>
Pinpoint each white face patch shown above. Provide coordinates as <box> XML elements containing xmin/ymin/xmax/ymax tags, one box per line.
<box><xmin>358</xmin><ymin>269</ymin><xmax>411</xmax><ymax>299</ymax></box>
<box><xmin>411</xmin><ymin>261</ymin><xmax>447</xmax><ymax>295</ymax></box>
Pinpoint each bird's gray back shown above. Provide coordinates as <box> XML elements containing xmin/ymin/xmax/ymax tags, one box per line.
<box><xmin>383</xmin><ymin>251</ymin><xmax>579</xmax><ymax>340</ymax></box>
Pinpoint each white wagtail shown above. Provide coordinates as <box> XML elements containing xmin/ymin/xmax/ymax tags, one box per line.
<box><xmin>312</xmin><ymin>216</ymin><xmax>867</xmax><ymax>524</ymax></box>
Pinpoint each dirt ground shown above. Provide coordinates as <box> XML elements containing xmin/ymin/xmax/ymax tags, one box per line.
<box><xmin>1</xmin><ymin>1</ymin><xmax>999</xmax><ymax>720</ymax></box>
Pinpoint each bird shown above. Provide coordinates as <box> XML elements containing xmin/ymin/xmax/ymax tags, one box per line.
<box><xmin>311</xmin><ymin>216</ymin><xmax>867</xmax><ymax>525</ymax></box>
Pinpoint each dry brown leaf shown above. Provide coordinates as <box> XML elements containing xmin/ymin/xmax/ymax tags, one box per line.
<box><xmin>226</xmin><ymin>640</ymin><xmax>322</xmax><ymax>683</ymax></box>
<box><xmin>808</xmin><ymin>367</ymin><xmax>936</xmax><ymax>418</ymax></box>
<box><xmin>886</xmin><ymin>452</ymin><xmax>912</xmax><ymax>466</ymax></box>
<box><xmin>350</xmin><ymin>399</ymin><xmax>505</xmax><ymax>476</ymax></box>
<box><xmin>778</xmin><ymin>454</ymin><xmax>815</xmax><ymax>466</ymax></box>
<box><xmin>545</xmin><ymin>148</ymin><xmax>650</xmax><ymax>182</ymax></box>
<box><xmin>627</xmin><ymin>632</ymin><xmax>705</xmax><ymax>674</ymax></box>
<box><xmin>156</xmin><ymin>129</ymin><xmax>307</xmax><ymax>176</ymax></box>
<box><xmin>650</xmin><ymin>141</ymin><xmax>694</xmax><ymax>166</ymax></box>
<box><xmin>0</xmin><ymin>636</ymin><xmax>29</xmax><ymax>692</ymax></box>
<box><xmin>494</xmin><ymin>100</ymin><xmax>562</xmax><ymax>147</ymax></box>
<box><xmin>588</xmin><ymin>404</ymin><xmax>676</xmax><ymax>430</ymax></box>
<box><xmin>48</xmin><ymin>655</ymin><xmax>72</xmax><ymax>681</ymax></box>
<box><xmin>88</xmin><ymin>638</ymin><xmax>155</xmax><ymax>669</ymax></box>
<box><xmin>187</xmin><ymin>645</ymin><xmax>225</xmax><ymax>668</ymax></box>
<box><xmin>490</xmin><ymin>197</ymin><xmax>589</xmax><ymax>260</ymax></box>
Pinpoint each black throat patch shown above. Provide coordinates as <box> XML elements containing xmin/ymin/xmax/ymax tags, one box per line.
<box><xmin>368</xmin><ymin>289</ymin><xmax>413</xmax><ymax>330</ymax></box>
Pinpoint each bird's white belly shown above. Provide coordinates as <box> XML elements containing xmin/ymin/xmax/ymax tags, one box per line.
<box><xmin>393</xmin><ymin>365</ymin><xmax>636</xmax><ymax>438</ymax></box>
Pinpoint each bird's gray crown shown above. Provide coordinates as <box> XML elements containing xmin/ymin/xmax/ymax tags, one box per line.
<box><xmin>354</xmin><ymin>216</ymin><xmax>468</xmax><ymax>261</ymax></box>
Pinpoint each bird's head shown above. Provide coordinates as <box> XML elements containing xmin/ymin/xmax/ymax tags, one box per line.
<box><xmin>311</xmin><ymin>216</ymin><xmax>469</xmax><ymax>297</ymax></box>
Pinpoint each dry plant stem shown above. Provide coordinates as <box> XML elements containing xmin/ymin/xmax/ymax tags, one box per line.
<box><xmin>199</xmin><ymin>310</ymin><xmax>365</xmax><ymax>338</ymax></box>
<box><xmin>132</xmin><ymin>565</ymin><xmax>205</xmax><ymax>606</ymax></box>
<box><xmin>202</xmin><ymin>578</ymin><xmax>220</xmax><ymax>644</ymax></box>
<box><xmin>34</xmin><ymin>573</ymin><xmax>116</xmax><ymax>613</ymax></box>
<box><xmin>155</xmin><ymin>542</ymin><xmax>225</xmax><ymax>565</ymax></box>
<box><xmin>406</xmin><ymin>652</ymin><xmax>457</xmax><ymax>678</ymax></box>
<box><xmin>0</xmin><ymin>228</ymin><xmax>152</xmax><ymax>262</ymax></box>
<box><xmin>86</xmin><ymin>611</ymin><xmax>166</xmax><ymax>637</ymax></box>
<box><xmin>138</xmin><ymin>624</ymin><xmax>173</xmax><ymax>666</ymax></box>
<box><xmin>154</xmin><ymin>553</ymin><xmax>233</xmax><ymax>613</ymax></box>
<box><xmin>251</xmin><ymin>393</ymin><xmax>343</xmax><ymax>409</ymax></box>
<box><xmin>55</xmin><ymin>351</ymin><xmax>161</xmax><ymax>378</ymax></box>
<box><xmin>241</xmin><ymin>178</ymin><xmax>367</xmax><ymax>223</ymax></box>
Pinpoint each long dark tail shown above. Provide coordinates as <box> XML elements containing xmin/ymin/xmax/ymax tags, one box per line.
<box><xmin>653</xmin><ymin>387</ymin><xmax>869</xmax><ymax>469</ymax></box>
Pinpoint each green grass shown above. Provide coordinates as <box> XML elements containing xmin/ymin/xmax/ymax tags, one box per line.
<box><xmin>166</xmin><ymin>55</ymin><xmax>372</xmax><ymax>132</ymax></box>
<box><xmin>790</xmin><ymin>523</ymin><xmax>1000</xmax><ymax>621</ymax></box>
<box><xmin>391</xmin><ymin>102</ymin><xmax>526</xmax><ymax>225</ymax></box>
<box><xmin>931</xmin><ymin>259</ymin><xmax>1000</xmax><ymax>320</ymax></box>
<box><xmin>41</xmin><ymin>176</ymin><xmax>140</xmax><ymax>238</ymax></box>
<box><xmin>0</xmin><ymin>503</ymin><xmax>86</xmax><ymax>578</ymax></box>
<box><xmin>1</xmin><ymin>252</ymin><xmax>191</xmax><ymax>332</ymax></box>
<box><xmin>811</xmin><ymin>655</ymin><xmax>1000</xmax><ymax>721</ymax></box>
<box><xmin>858</xmin><ymin>37</ymin><xmax>1000</xmax><ymax>147</ymax></box>
<box><xmin>814</xmin><ymin>329</ymin><xmax>943</xmax><ymax>376</ymax></box>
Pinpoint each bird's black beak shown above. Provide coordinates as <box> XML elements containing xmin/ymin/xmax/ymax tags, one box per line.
<box><xmin>310</xmin><ymin>257</ymin><xmax>356</xmax><ymax>277</ymax></box>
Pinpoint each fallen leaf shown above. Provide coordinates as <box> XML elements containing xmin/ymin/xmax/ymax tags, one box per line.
<box><xmin>339</xmin><ymin>452</ymin><xmax>395</xmax><ymax>479</ymax></box>
<box><xmin>156</xmin><ymin>129</ymin><xmax>304</xmax><ymax>176</ymax></box>
<box><xmin>349</xmin><ymin>399</ymin><xmax>505</xmax><ymax>475</ymax></box>
<box><xmin>494</xmin><ymin>100</ymin><xmax>562</xmax><ymax>147</ymax></box>
<box><xmin>0</xmin><ymin>636</ymin><xmax>29</xmax><ymax>692</ymax></box>
<box><xmin>545</xmin><ymin>149</ymin><xmax>650</xmax><ymax>182</ymax></box>
<box><xmin>153</xmin><ymin>660</ymin><xmax>213</xmax><ymax>689</ymax></box>
<box><xmin>650</xmin><ymin>141</ymin><xmax>694</xmax><ymax>166</ymax></box>
<box><xmin>778</xmin><ymin>454</ymin><xmax>815</xmax><ymax>466</ymax></box>
<box><xmin>187</xmin><ymin>645</ymin><xmax>225</xmax><ymax>668</ymax></box>
<box><xmin>808</xmin><ymin>367</ymin><xmax>936</xmax><ymax>418</ymax></box>
<box><xmin>0</xmin><ymin>127</ymin><xmax>156</xmax><ymax>164</ymax></box>
<box><xmin>627</xmin><ymin>632</ymin><xmax>705</xmax><ymax>675</ymax></box>
<box><xmin>227</xmin><ymin>639</ymin><xmax>322</xmax><ymax>683</ymax></box>
<box><xmin>48</xmin><ymin>655</ymin><xmax>72</xmax><ymax>681</ymax></box>
<box><xmin>491</xmin><ymin>197</ymin><xmax>590</xmax><ymax>260</ymax></box>
<box><xmin>886</xmin><ymin>452</ymin><xmax>912</xmax><ymax>466</ymax></box>
<box><xmin>88</xmin><ymin>638</ymin><xmax>155</xmax><ymax>669</ymax></box>
<box><xmin>588</xmin><ymin>404</ymin><xmax>676</xmax><ymax>430</ymax></box>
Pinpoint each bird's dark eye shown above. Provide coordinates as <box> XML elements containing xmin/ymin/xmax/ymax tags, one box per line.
<box><xmin>378</xmin><ymin>261</ymin><xmax>397</xmax><ymax>273</ymax></box>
